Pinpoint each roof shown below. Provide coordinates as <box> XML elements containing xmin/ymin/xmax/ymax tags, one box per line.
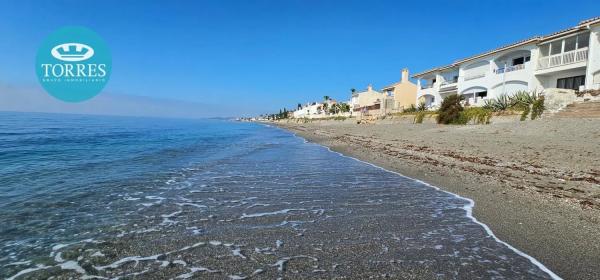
<box><xmin>412</xmin><ymin>16</ymin><xmax>600</xmax><ymax>78</ymax></box>
<box><xmin>380</xmin><ymin>83</ymin><xmax>397</xmax><ymax>90</ymax></box>
<box><xmin>411</xmin><ymin>64</ymin><xmax>456</xmax><ymax>78</ymax></box>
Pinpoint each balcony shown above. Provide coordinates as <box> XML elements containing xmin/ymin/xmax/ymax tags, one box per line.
<box><xmin>495</xmin><ymin>63</ymin><xmax>525</xmax><ymax>74</ymax></box>
<box><xmin>464</xmin><ymin>73</ymin><xmax>485</xmax><ymax>81</ymax></box>
<box><xmin>421</xmin><ymin>83</ymin><xmax>434</xmax><ymax>90</ymax></box>
<box><xmin>439</xmin><ymin>79</ymin><xmax>458</xmax><ymax>93</ymax></box>
<box><xmin>439</xmin><ymin>78</ymin><xmax>458</xmax><ymax>86</ymax></box>
<box><xmin>537</xmin><ymin>47</ymin><xmax>588</xmax><ymax>70</ymax></box>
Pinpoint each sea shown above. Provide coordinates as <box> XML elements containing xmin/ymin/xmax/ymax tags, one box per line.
<box><xmin>0</xmin><ymin>112</ymin><xmax>558</xmax><ymax>279</ymax></box>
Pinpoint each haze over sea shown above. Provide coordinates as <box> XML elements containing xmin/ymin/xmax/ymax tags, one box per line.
<box><xmin>0</xmin><ymin>112</ymin><xmax>556</xmax><ymax>279</ymax></box>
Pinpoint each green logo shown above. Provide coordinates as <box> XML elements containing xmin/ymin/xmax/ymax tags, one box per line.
<box><xmin>35</xmin><ymin>26</ymin><xmax>111</xmax><ymax>102</ymax></box>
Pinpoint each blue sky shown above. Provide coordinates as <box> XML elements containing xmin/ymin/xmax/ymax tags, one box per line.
<box><xmin>0</xmin><ymin>0</ymin><xmax>599</xmax><ymax>117</ymax></box>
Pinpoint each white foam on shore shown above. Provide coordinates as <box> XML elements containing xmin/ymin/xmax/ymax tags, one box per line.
<box><xmin>3</xmin><ymin>260</ymin><xmax>31</xmax><ymax>266</ymax></box>
<box><xmin>270</xmin><ymin>255</ymin><xmax>319</xmax><ymax>272</ymax></box>
<box><xmin>176</xmin><ymin>266</ymin><xmax>220</xmax><ymax>279</ymax></box>
<box><xmin>176</xmin><ymin>202</ymin><xmax>207</xmax><ymax>208</ymax></box>
<box><xmin>60</xmin><ymin>260</ymin><xmax>86</xmax><ymax>274</ymax></box>
<box><xmin>6</xmin><ymin>264</ymin><xmax>51</xmax><ymax>280</ymax></box>
<box><xmin>240</xmin><ymin>209</ymin><xmax>306</xmax><ymax>219</ymax></box>
<box><xmin>231</xmin><ymin>248</ymin><xmax>247</xmax><ymax>259</ymax></box>
<box><xmin>284</xmin><ymin>130</ymin><xmax>562</xmax><ymax>280</ymax></box>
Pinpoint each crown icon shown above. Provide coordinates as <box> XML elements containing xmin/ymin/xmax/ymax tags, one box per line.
<box><xmin>51</xmin><ymin>43</ymin><xmax>95</xmax><ymax>62</ymax></box>
<box><xmin>57</xmin><ymin>45</ymin><xmax>89</xmax><ymax>58</ymax></box>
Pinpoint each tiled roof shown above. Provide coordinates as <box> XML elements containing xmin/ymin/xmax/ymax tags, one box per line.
<box><xmin>453</xmin><ymin>37</ymin><xmax>540</xmax><ymax>64</ymax></box>
<box><xmin>579</xmin><ymin>16</ymin><xmax>600</xmax><ymax>25</ymax></box>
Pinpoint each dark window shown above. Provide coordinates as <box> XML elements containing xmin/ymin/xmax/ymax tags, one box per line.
<box><xmin>525</xmin><ymin>56</ymin><xmax>531</xmax><ymax>62</ymax></box>
<box><xmin>550</xmin><ymin>41</ymin><xmax>562</xmax><ymax>55</ymax></box>
<box><xmin>476</xmin><ymin>91</ymin><xmax>488</xmax><ymax>98</ymax></box>
<box><xmin>578</xmin><ymin>33</ymin><xmax>590</xmax><ymax>49</ymax></box>
<box><xmin>557</xmin><ymin>75</ymin><xmax>586</xmax><ymax>90</ymax></box>
<box><xmin>539</xmin><ymin>44</ymin><xmax>550</xmax><ymax>57</ymax></box>
<box><xmin>512</xmin><ymin>57</ymin><xmax>524</xmax><ymax>66</ymax></box>
<box><xmin>431</xmin><ymin>97</ymin><xmax>435</xmax><ymax>103</ymax></box>
<box><xmin>432</xmin><ymin>78</ymin><xmax>436</xmax><ymax>84</ymax></box>
<box><xmin>564</xmin><ymin>36</ymin><xmax>577</xmax><ymax>52</ymax></box>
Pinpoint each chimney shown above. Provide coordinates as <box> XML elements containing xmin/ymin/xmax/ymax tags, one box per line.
<box><xmin>401</xmin><ymin>68</ymin><xmax>409</xmax><ymax>83</ymax></box>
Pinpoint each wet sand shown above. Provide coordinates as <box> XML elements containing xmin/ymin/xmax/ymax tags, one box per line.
<box><xmin>275</xmin><ymin>117</ymin><xmax>600</xmax><ymax>279</ymax></box>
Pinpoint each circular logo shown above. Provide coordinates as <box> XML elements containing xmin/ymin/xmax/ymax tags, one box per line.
<box><xmin>35</xmin><ymin>26</ymin><xmax>111</xmax><ymax>102</ymax></box>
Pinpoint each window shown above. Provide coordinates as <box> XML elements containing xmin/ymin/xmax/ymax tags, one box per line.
<box><xmin>512</xmin><ymin>57</ymin><xmax>524</xmax><ymax>66</ymax></box>
<box><xmin>525</xmin><ymin>56</ymin><xmax>530</xmax><ymax>62</ymax></box>
<box><xmin>550</xmin><ymin>41</ymin><xmax>562</xmax><ymax>55</ymax></box>
<box><xmin>539</xmin><ymin>44</ymin><xmax>550</xmax><ymax>57</ymax></box>
<box><xmin>476</xmin><ymin>91</ymin><xmax>488</xmax><ymax>98</ymax></box>
<box><xmin>564</xmin><ymin>36</ymin><xmax>576</xmax><ymax>52</ymax></box>
<box><xmin>578</xmin><ymin>32</ymin><xmax>590</xmax><ymax>49</ymax></box>
<box><xmin>557</xmin><ymin>75</ymin><xmax>586</xmax><ymax>90</ymax></box>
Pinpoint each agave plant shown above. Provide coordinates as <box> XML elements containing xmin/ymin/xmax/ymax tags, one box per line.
<box><xmin>510</xmin><ymin>90</ymin><xmax>540</xmax><ymax>109</ymax></box>
<box><xmin>482</xmin><ymin>99</ymin><xmax>495</xmax><ymax>110</ymax></box>
<box><xmin>417</xmin><ymin>102</ymin><xmax>427</xmax><ymax>112</ymax></box>
<box><xmin>495</xmin><ymin>94</ymin><xmax>512</xmax><ymax>110</ymax></box>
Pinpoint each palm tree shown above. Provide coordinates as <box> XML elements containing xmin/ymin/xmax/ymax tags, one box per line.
<box><xmin>350</xmin><ymin>88</ymin><xmax>356</xmax><ymax>94</ymax></box>
<box><xmin>323</xmin><ymin>95</ymin><xmax>330</xmax><ymax>101</ymax></box>
<box><xmin>340</xmin><ymin>103</ymin><xmax>350</xmax><ymax>113</ymax></box>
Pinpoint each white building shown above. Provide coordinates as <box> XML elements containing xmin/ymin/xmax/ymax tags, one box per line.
<box><xmin>413</xmin><ymin>17</ymin><xmax>600</xmax><ymax>108</ymax></box>
<box><xmin>293</xmin><ymin>102</ymin><xmax>320</xmax><ymax>118</ymax></box>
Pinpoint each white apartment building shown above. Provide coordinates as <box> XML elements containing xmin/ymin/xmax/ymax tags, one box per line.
<box><xmin>292</xmin><ymin>99</ymin><xmax>344</xmax><ymax>119</ymax></box>
<box><xmin>414</xmin><ymin>17</ymin><xmax>600</xmax><ymax>108</ymax></box>
<box><xmin>292</xmin><ymin>102</ymin><xmax>322</xmax><ymax>118</ymax></box>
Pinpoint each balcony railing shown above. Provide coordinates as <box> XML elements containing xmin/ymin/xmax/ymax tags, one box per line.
<box><xmin>440</xmin><ymin>79</ymin><xmax>458</xmax><ymax>86</ymax></box>
<box><xmin>537</xmin><ymin>47</ymin><xmax>588</xmax><ymax>70</ymax></box>
<box><xmin>495</xmin><ymin>63</ymin><xmax>525</xmax><ymax>74</ymax></box>
<box><xmin>464</xmin><ymin>73</ymin><xmax>485</xmax><ymax>81</ymax></box>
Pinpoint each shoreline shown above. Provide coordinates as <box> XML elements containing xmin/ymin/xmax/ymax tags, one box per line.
<box><xmin>314</xmin><ymin>137</ymin><xmax>561</xmax><ymax>279</ymax></box>
<box><xmin>273</xmin><ymin>118</ymin><xmax>600</xmax><ymax>279</ymax></box>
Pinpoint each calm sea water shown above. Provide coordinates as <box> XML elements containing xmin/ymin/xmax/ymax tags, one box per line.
<box><xmin>0</xmin><ymin>112</ymin><xmax>556</xmax><ymax>279</ymax></box>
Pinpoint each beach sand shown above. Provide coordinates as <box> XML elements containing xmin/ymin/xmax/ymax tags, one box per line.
<box><xmin>275</xmin><ymin>116</ymin><xmax>600</xmax><ymax>279</ymax></box>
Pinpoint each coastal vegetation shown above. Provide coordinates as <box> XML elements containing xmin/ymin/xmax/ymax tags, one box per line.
<box><xmin>437</xmin><ymin>94</ymin><xmax>464</xmax><ymax>124</ymax></box>
<box><xmin>329</xmin><ymin>103</ymin><xmax>351</xmax><ymax>114</ymax></box>
<box><xmin>458</xmin><ymin>107</ymin><xmax>493</xmax><ymax>124</ymax></box>
<box><xmin>414</xmin><ymin>111</ymin><xmax>426</xmax><ymax>123</ymax></box>
<box><xmin>483</xmin><ymin>90</ymin><xmax>545</xmax><ymax>120</ymax></box>
<box><xmin>531</xmin><ymin>96</ymin><xmax>545</xmax><ymax>120</ymax></box>
<box><xmin>266</xmin><ymin>108</ymin><xmax>291</xmax><ymax>120</ymax></box>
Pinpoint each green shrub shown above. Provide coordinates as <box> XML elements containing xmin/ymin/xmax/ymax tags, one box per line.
<box><xmin>414</xmin><ymin>111</ymin><xmax>426</xmax><ymax>124</ymax></box>
<box><xmin>437</xmin><ymin>94</ymin><xmax>464</xmax><ymax>124</ymax></box>
<box><xmin>417</xmin><ymin>102</ymin><xmax>427</xmax><ymax>112</ymax></box>
<box><xmin>530</xmin><ymin>96</ymin><xmax>545</xmax><ymax>120</ymax></box>
<box><xmin>520</xmin><ymin>106</ymin><xmax>530</xmax><ymax>121</ymax></box>
<box><xmin>333</xmin><ymin>116</ymin><xmax>347</xmax><ymax>121</ymax></box>
<box><xmin>459</xmin><ymin>107</ymin><xmax>492</xmax><ymax>124</ymax></box>
<box><xmin>404</xmin><ymin>104</ymin><xmax>417</xmax><ymax>113</ymax></box>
